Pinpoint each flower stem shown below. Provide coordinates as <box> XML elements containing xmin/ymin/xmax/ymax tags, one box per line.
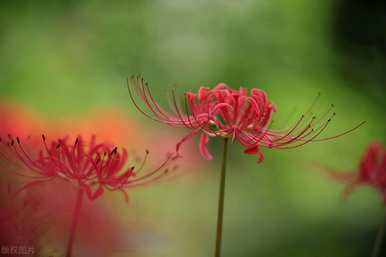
<box><xmin>214</xmin><ymin>138</ymin><xmax>229</xmax><ymax>257</ymax></box>
<box><xmin>65</xmin><ymin>188</ymin><xmax>84</xmax><ymax>257</ymax></box>
<box><xmin>372</xmin><ymin>211</ymin><xmax>386</xmax><ymax>257</ymax></box>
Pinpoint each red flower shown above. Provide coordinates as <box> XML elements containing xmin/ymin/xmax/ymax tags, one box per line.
<box><xmin>128</xmin><ymin>76</ymin><xmax>364</xmax><ymax>163</ymax></box>
<box><xmin>0</xmin><ymin>134</ymin><xmax>177</xmax><ymax>201</ymax></box>
<box><xmin>327</xmin><ymin>142</ymin><xmax>386</xmax><ymax>203</ymax></box>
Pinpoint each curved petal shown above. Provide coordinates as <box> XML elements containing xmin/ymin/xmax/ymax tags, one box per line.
<box><xmin>199</xmin><ymin>133</ymin><xmax>213</xmax><ymax>160</ymax></box>
<box><xmin>243</xmin><ymin>145</ymin><xmax>264</xmax><ymax>164</ymax></box>
<box><xmin>84</xmin><ymin>185</ymin><xmax>104</xmax><ymax>200</ymax></box>
<box><xmin>175</xmin><ymin>130</ymin><xmax>200</xmax><ymax>156</ymax></box>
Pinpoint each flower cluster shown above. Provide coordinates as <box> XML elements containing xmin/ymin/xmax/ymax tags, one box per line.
<box><xmin>128</xmin><ymin>75</ymin><xmax>364</xmax><ymax>163</ymax></box>
<box><xmin>327</xmin><ymin>142</ymin><xmax>386</xmax><ymax>203</ymax></box>
<box><xmin>0</xmin><ymin>134</ymin><xmax>177</xmax><ymax>201</ymax></box>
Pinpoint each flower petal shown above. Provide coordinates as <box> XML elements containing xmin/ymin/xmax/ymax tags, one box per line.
<box><xmin>175</xmin><ymin>130</ymin><xmax>200</xmax><ymax>156</ymax></box>
<box><xmin>244</xmin><ymin>146</ymin><xmax>264</xmax><ymax>164</ymax></box>
<box><xmin>84</xmin><ymin>185</ymin><xmax>104</xmax><ymax>200</ymax></box>
<box><xmin>199</xmin><ymin>133</ymin><xmax>213</xmax><ymax>160</ymax></box>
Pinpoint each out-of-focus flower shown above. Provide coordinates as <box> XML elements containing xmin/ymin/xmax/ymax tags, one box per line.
<box><xmin>0</xmin><ymin>101</ymin><xmax>42</xmax><ymax>138</ymax></box>
<box><xmin>0</xmin><ymin>134</ymin><xmax>178</xmax><ymax>257</ymax></box>
<box><xmin>128</xmin><ymin>76</ymin><xmax>365</xmax><ymax>163</ymax></box>
<box><xmin>0</xmin><ymin>101</ymin><xmax>187</xmax><ymax>256</ymax></box>
<box><xmin>326</xmin><ymin>142</ymin><xmax>386</xmax><ymax>203</ymax></box>
<box><xmin>0</xmin><ymin>134</ymin><xmax>177</xmax><ymax>201</ymax></box>
<box><xmin>0</xmin><ymin>101</ymin><xmax>199</xmax><ymax>174</ymax></box>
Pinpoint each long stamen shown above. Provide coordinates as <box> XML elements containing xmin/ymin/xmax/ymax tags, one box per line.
<box><xmin>125</xmin><ymin>153</ymin><xmax>173</xmax><ymax>186</ymax></box>
<box><xmin>171</xmin><ymin>88</ymin><xmax>192</xmax><ymax>128</ymax></box>
<box><xmin>0</xmin><ymin>138</ymin><xmax>46</xmax><ymax>179</ymax></box>
<box><xmin>271</xmin><ymin>115</ymin><xmax>316</xmax><ymax>145</ymax></box>
<box><xmin>272</xmin><ymin>122</ymin><xmax>313</xmax><ymax>147</ymax></box>
<box><xmin>127</xmin><ymin>76</ymin><xmax>166</xmax><ymax>123</ymax></box>
<box><xmin>311</xmin><ymin>120</ymin><xmax>366</xmax><ymax>142</ymax></box>
<box><xmin>135</xmin><ymin>149</ymin><xmax>149</xmax><ymax>174</ymax></box>
<box><xmin>270</xmin><ymin>115</ymin><xmax>305</xmax><ymax>142</ymax></box>
<box><xmin>141</xmin><ymin>78</ymin><xmax>171</xmax><ymax>120</ymax></box>
<box><xmin>277</xmin><ymin>116</ymin><xmax>333</xmax><ymax>149</ymax></box>
<box><xmin>143</xmin><ymin>80</ymin><xmax>175</xmax><ymax>121</ymax></box>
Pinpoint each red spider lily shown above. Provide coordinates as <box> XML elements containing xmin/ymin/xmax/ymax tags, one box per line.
<box><xmin>326</xmin><ymin>142</ymin><xmax>386</xmax><ymax>203</ymax></box>
<box><xmin>0</xmin><ymin>134</ymin><xmax>177</xmax><ymax>201</ymax></box>
<box><xmin>128</xmin><ymin>75</ymin><xmax>365</xmax><ymax>163</ymax></box>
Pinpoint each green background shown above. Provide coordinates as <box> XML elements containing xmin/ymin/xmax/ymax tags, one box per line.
<box><xmin>0</xmin><ymin>1</ymin><xmax>385</xmax><ymax>256</ymax></box>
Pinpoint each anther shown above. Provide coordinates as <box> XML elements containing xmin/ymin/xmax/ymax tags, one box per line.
<box><xmin>42</xmin><ymin>134</ymin><xmax>46</xmax><ymax>141</ymax></box>
<box><xmin>110</xmin><ymin>147</ymin><xmax>118</xmax><ymax>155</ymax></box>
<box><xmin>16</xmin><ymin>137</ymin><xmax>20</xmax><ymax>144</ymax></box>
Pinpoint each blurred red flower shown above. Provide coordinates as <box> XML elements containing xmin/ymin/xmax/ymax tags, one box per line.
<box><xmin>0</xmin><ymin>104</ymin><xmax>181</xmax><ymax>257</ymax></box>
<box><xmin>0</xmin><ymin>134</ymin><xmax>176</xmax><ymax>201</ymax></box>
<box><xmin>326</xmin><ymin>142</ymin><xmax>386</xmax><ymax>203</ymax></box>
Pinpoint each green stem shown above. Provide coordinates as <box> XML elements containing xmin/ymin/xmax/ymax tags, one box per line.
<box><xmin>65</xmin><ymin>188</ymin><xmax>84</xmax><ymax>257</ymax></box>
<box><xmin>214</xmin><ymin>138</ymin><xmax>229</xmax><ymax>257</ymax></box>
<box><xmin>372</xmin><ymin>211</ymin><xmax>386</xmax><ymax>257</ymax></box>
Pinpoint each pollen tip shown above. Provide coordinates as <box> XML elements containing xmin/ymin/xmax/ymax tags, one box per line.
<box><xmin>331</xmin><ymin>104</ymin><xmax>335</xmax><ymax>107</ymax></box>
<box><xmin>327</xmin><ymin>118</ymin><xmax>331</xmax><ymax>122</ymax></box>
<box><xmin>42</xmin><ymin>134</ymin><xmax>46</xmax><ymax>141</ymax></box>
<box><xmin>145</xmin><ymin>149</ymin><xmax>150</xmax><ymax>154</ymax></box>
<box><xmin>16</xmin><ymin>137</ymin><xmax>20</xmax><ymax>144</ymax></box>
<box><xmin>74</xmin><ymin>138</ymin><xmax>79</xmax><ymax>145</ymax></box>
<box><xmin>56</xmin><ymin>144</ymin><xmax>61</xmax><ymax>149</ymax></box>
<box><xmin>332</xmin><ymin>112</ymin><xmax>336</xmax><ymax>116</ymax></box>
